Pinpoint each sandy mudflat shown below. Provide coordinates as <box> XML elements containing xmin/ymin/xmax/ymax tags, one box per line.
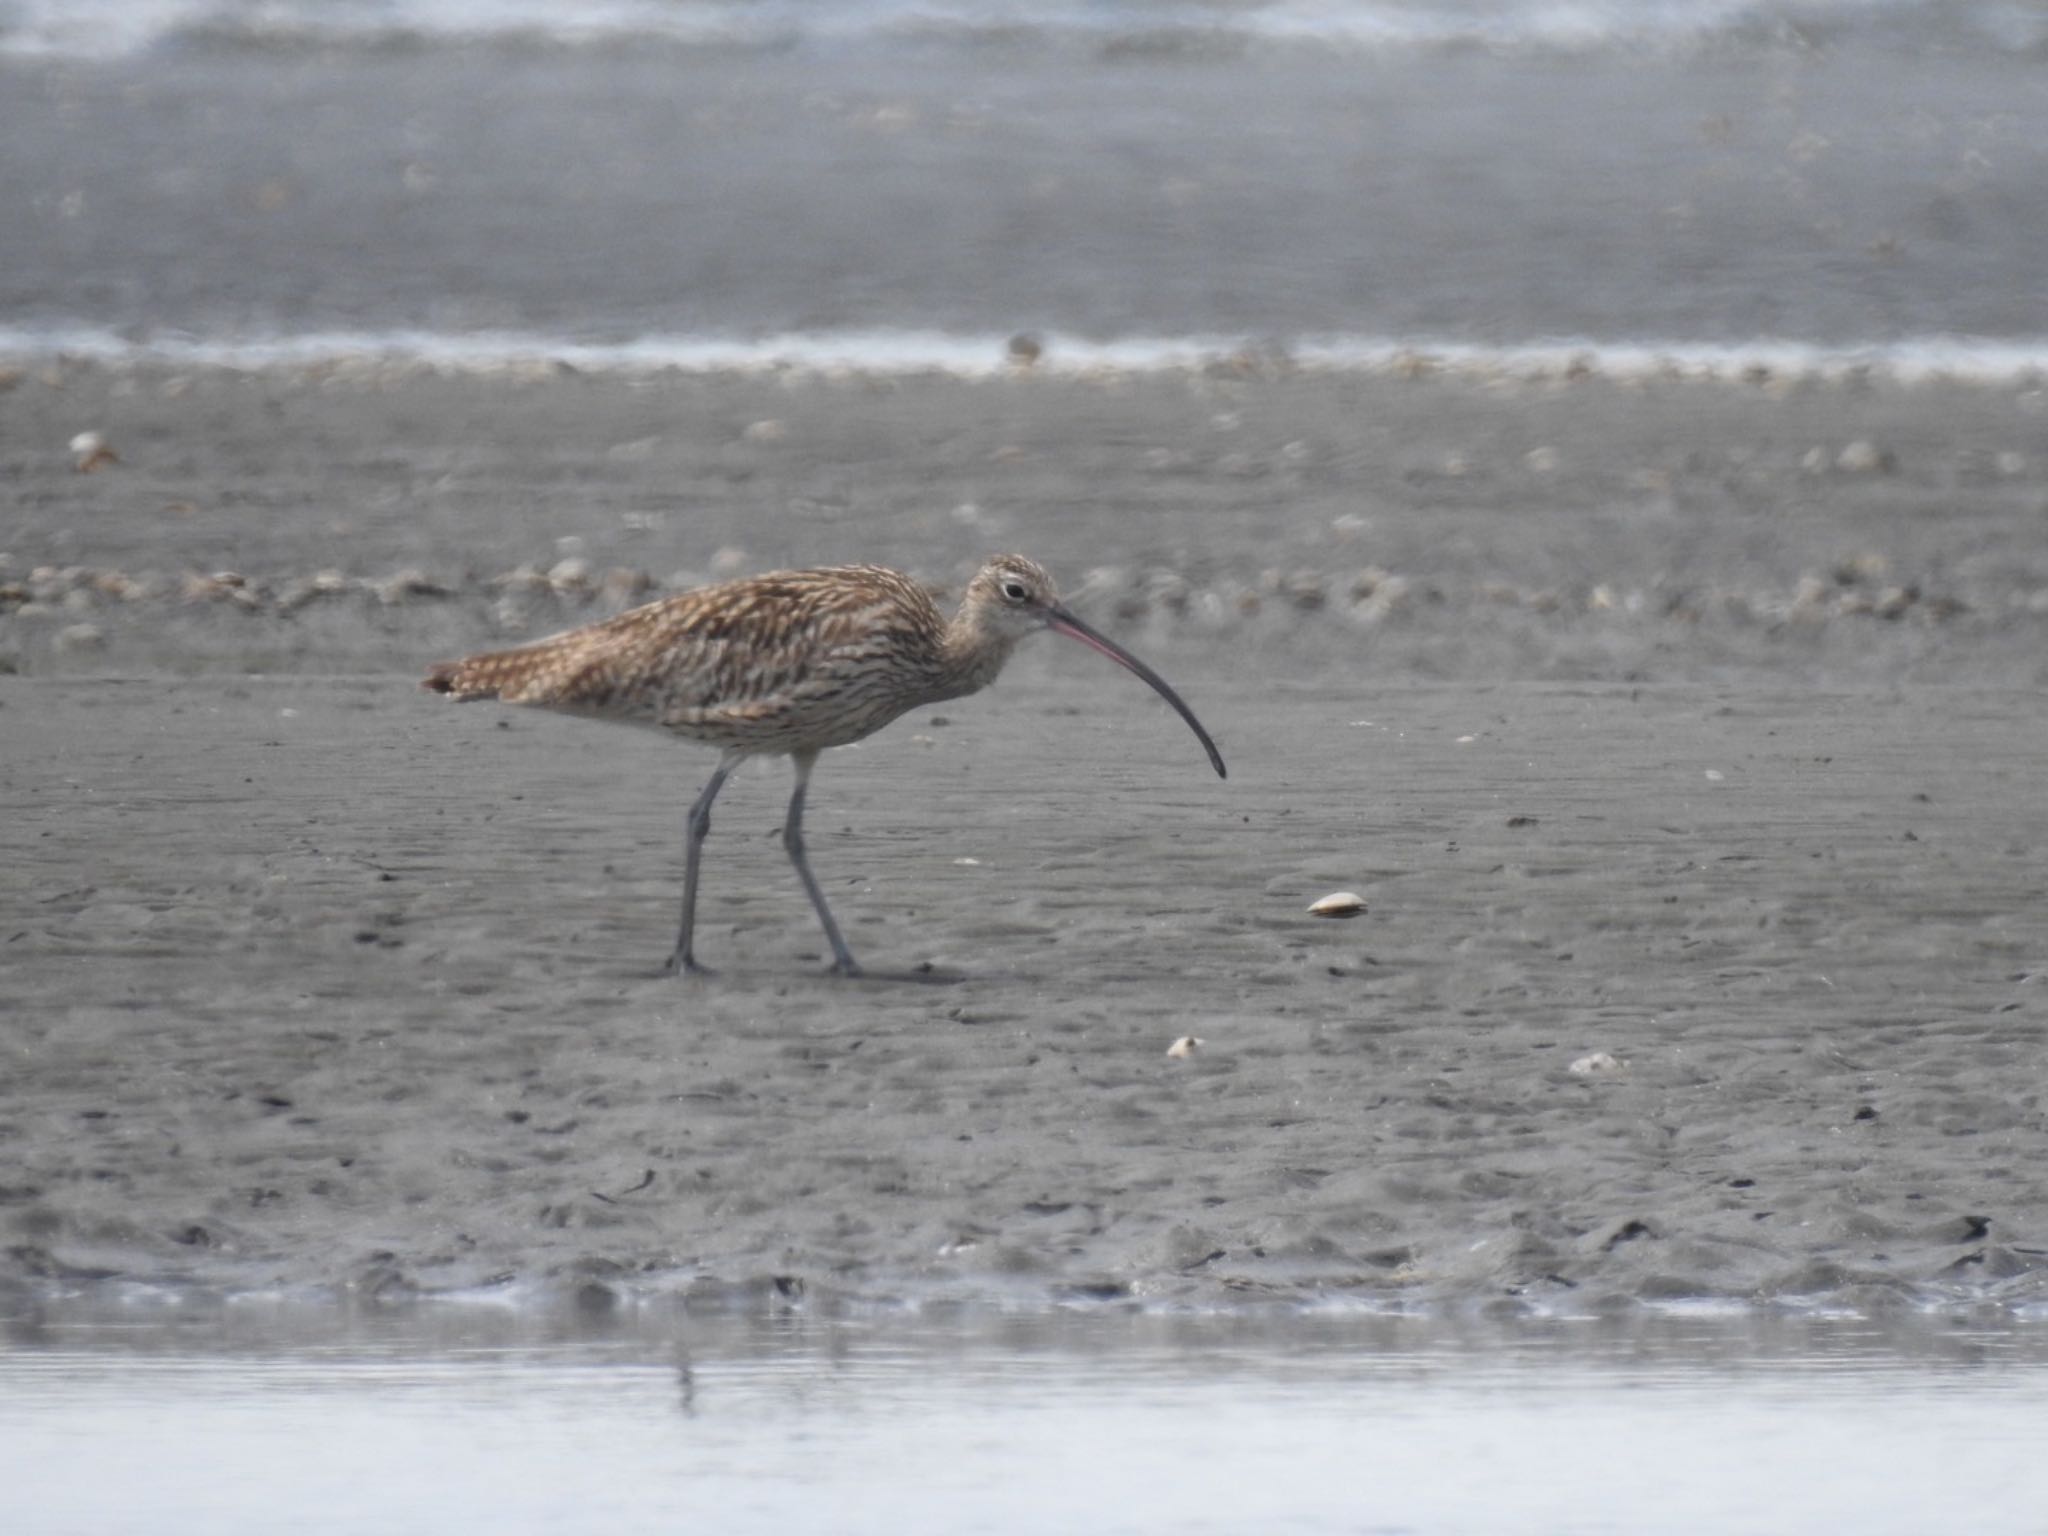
<box><xmin>2</xmin><ymin>363</ymin><xmax>2046</xmax><ymax>1317</ymax></box>
<box><xmin>7</xmin><ymin>358</ymin><xmax>2048</xmax><ymax>688</ymax></box>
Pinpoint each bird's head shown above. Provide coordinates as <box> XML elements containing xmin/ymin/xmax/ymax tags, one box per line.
<box><xmin>962</xmin><ymin>554</ymin><xmax>1065</xmax><ymax>645</ymax></box>
<box><xmin>959</xmin><ymin>553</ymin><xmax>1226</xmax><ymax>778</ymax></box>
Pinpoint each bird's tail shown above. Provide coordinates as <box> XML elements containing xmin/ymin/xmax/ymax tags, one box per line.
<box><xmin>421</xmin><ymin>644</ymin><xmax>558</xmax><ymax>702</ymax></box>
<box><xmin>422</xmin><ymin>629</ymin><xmax>621</xmax><ymax>706</ymax></box>
<box><xmin>421</xmin><ymin>658</ymin><xmax>482</xmax><ymax>698</ymax></box>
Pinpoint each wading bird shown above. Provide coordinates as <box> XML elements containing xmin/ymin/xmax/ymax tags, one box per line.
<box><xmin>424</xmin><ymin>555</ymin><xmax>1226</xmax><ymax>976</ymax></box>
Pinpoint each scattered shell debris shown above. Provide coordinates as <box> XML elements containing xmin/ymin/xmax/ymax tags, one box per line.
<box><xmin>1568</xmin><ymin>1051</ymin><xmax>1626</xmax><ymax>1076</ymax></box>
<box><xmin>1307</xmin><ymin>891</ymin><xmax>1367</xmax><ymax>919</ymax></box>
<box><xmin>69</xmin><ymin>431</ymin><xmax>118</xmax><ymax>472</ymax></box>
<box><xmin>0</xmin><ymin>555</ymin><xmax>2003</xmax><ymax>648</ymax></box>
<box><xmin>546</xmin><ymin>556</ymin><xmax>594</xmax><ymax>595</ymax></box>
<box><xmin>1166</xmin><ymin>1036</ymin><xmax>1204</xmax><ymax>1059</ymax></box>
<box><xmin>377</xmin><ymin>568</ymin><xmax>450</xmax><ymax>605</ymax></box>
<box><xmin>1835</xmin><ymin>439</ymin><xmax>1894</xmax><ymax>474</ymax></box>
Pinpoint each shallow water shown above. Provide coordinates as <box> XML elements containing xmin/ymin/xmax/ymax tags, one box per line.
<box><xmin>7</xmin><ymin>1305</ymin><xmax>2048</xmax><ymax>1534</ymax></box>
<box><xmin>6</xmin><ymin>2</ymin><xmax>2048</xmax><ymax>365</ymax></box>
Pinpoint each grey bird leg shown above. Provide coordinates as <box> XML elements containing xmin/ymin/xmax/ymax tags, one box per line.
<box><xmin>783</xmin><ymin>749</ymin><xmax>860</xmax><ymax>976</ymax></box>
<box><xmin>666</xmin><ymin>750</ymin><xmax>740</xmax><ymax>976</ymax></box>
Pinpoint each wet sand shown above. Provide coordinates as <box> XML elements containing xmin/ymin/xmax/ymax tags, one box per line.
<box><xmin>3</xmin><ymin>363</ymin><xmax>2046</xmax><ymax>1316</ymax></box>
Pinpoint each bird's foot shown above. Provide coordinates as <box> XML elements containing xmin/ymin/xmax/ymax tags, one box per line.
<box><xmin>663</xmin><ymin>950</ymin><xmax>713</xmax><ymax>978</ymax></box>
<box><xmin>829</xmin><ymin>955</ymin><xmax>863</xmax><ymax>979</ymax></box>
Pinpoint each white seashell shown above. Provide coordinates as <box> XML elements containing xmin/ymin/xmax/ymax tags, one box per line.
<box><xmin>1166</xmin><ymin>1036</ymin><xmax>1203</xmax><ymax>1059</ymax></box>
<box><xmin>547</xmin><ymin>556</ymin><xmax>594</xmax><ymax>593</ymax></box>
<box><xmin>69</xmin><ymin>430</ymin><xmax>118</xmax><ymax>472</ymax></box>
<box><xmin>1307</xmin><ymin>891</ymin><xmax>1367</xmax><ymax>919</ymax></box>
<box><xmin>1835</xmin><ymin>439</ymin><xmax>1892</xmax><ymax>474</ymax></box>
<box><xmin>1568</xmin><ymin>1051</ymin><xmax>1625</xmax><ymax>1076</ymax></box>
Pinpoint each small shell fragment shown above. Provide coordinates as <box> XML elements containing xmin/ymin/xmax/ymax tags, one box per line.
<box><xmin>1166</xmin><ymin>1036</ymin><xmax>1203</xmax><ymax>1059</ymax></box>
<box><xmin>69</xmin><ymin>431</ymin><xmax>118</xmax><ymax>473</ymax></box>
<box><xmin>1307</xmin><ymin>891</ymin><xmax>1367</xmax><ymax>919</ymax></box>
<box><xmin>1568</xmin><ymin>1051</ymin><xmax>1625</xmax><ymax>1077</ymax></box>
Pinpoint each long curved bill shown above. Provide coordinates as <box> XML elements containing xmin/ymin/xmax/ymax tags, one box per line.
<box><xmin>1044</xmin><ymin>604</ymin><xmax>1228</xmax><ymax>779</ymax></box>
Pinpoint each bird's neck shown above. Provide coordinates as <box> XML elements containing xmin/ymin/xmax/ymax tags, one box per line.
<box><xmin>934</xmin><ymin>609</ymin><xmax>1019</xmax><ymax>701</ymax></box>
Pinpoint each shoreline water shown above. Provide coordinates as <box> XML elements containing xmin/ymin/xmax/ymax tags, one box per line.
<box><xmin>10</xmin><ymin>34</ymin><xmax>2048</xmax><ymax>352</ymax></box>
<box><xmin>9</xmin><ymin>0</ymin><xmax>2048</xmax><ymax>64</ymax></box>
<box><xmin>10</xmin><ymin>1304</ymin><xmax>2047</xmax><ymax>1536</ymax></box>
<box><xmin>10</xmin><ymin>328</ymin><xmax>2048</xmax><ymax>385</ymax></box>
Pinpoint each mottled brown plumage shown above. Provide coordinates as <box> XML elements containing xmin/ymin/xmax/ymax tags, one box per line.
<box><xmin>427</xmin><ymin>564</ymin><xmax>999</xmax><ymax>752</ymax></box>
<box><xmin>424</xmin><ymin>554</ymin><xmax>1225</xmax><ymax>975</ymax></box>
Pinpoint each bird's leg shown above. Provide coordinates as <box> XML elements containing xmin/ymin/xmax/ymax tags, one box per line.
<box><xmin>665</xmin><ymin>751</ymin><xmax>739</xmax><ymax>976</ymax></box>
<box><xmin>783</xmin><ymin>749</ymin><xmax>860</xmax><ymax>976</ymax></box>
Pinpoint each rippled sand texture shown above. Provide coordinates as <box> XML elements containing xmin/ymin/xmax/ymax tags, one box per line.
<box><xmin>4</xmin><ymin>669</ymin><xmax>2043</xmax><ymax>1312</ymax></box>
<box><xmin>3</xmin><ymin>363</ymin><xmax>2046</xmax><ymax>1314</ymax></box>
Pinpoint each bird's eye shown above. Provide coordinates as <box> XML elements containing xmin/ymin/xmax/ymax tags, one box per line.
<box><xmin>1000</xmin><ymin>580</ymin><xmax>1030</xmax><ymax>603</ymax></box>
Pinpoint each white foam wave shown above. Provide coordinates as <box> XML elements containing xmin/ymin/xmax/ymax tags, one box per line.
<box><xmin>5</xmin><ymin>324</ymin><xmax>2047</xmax><ymax>385</ymax></box>
<box><xmin>0</xmin><ymin>0</ymin><xmax>2036</xmax><ymax>64</ymax></box>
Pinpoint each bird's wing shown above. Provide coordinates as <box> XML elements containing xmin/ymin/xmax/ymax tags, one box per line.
<box><xmin>654</xmin><ymin>568</ymin><xmax>942</xmax><ymax>734</ymax></box>
<box><xmin>425</xmin><ymin>566</ymin><xmax>943</xmax><ymax>735</ymax></box>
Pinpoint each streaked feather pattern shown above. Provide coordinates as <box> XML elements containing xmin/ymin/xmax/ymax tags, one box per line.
<box><xmin>424</xmin><ymin>563</ymin><xmax>966</xmax><ymax>751</ymax></box>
